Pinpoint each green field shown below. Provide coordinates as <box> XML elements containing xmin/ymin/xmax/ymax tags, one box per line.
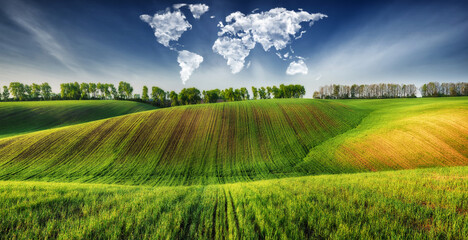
<box><xmin>0</xmin><ymin>100</ymin><xmax>155</xmax><ymax>138</ymax></box>
<box><xmin>0</xmin><ymin>98</ymin><xmax>466</xmax><ymax>186</ymax></box>
<box><xmin>0</xmin><ymin>97</ymin><xmax>467</xmax><ymax>238</ymax></box>
<box><xmin>0</xmin><ymin>167</ymin><xmax>466</xmax><ymax>239</ymax></box>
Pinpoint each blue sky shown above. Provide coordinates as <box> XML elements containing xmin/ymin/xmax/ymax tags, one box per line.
<box><xmin>1</xmin><ymin>0</ymin><xmax>467</xmax><ymax>95</ymax></box>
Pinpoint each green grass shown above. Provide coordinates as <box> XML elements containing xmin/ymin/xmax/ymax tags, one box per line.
<box><xmin>0</xmin><ymin>166</ymin><xmax>466</xmax><ymax>239</ymax></box>
<box><xmin>0</xmin><ymin>100</ymin><xmax>156</xmax><ymax>138</ymax></box>
<box><xmin>0</xmin><ymin>99</ymin><xmax>367</xmax><ymax>186</ymax></box>
<box><xmin>0</xmin><ymin>97</ymin><xmax>467</xmax><ymax>239</ymax></box>
<box><xmin>298</xmin><ymin>97</ymin><xmax>468</xmax><ymax>174</ymax></box>
<box><xmin>0</xmin><ymin>98</ymin><xmax>466</xmax><ymax>186</ymax></box>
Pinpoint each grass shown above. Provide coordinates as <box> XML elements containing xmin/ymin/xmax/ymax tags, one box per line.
<box><xmin>0</xmin><ymin>166</ymin><xmax>466</xmax><ymax>239</ymax></box>
<box><xmin>298</xmin><ymin>97</ymin><xmax>468</xmax><ymax>174</ymax></box>
<box><xmin>0</xmin><ymin>98</ymin><xmax>467</xmax><ymax>186</ymax></box>
<box><xmin>0</xmin><ymin>99</ymin><xmax>368</xmax><ymax>185</ymax></box>
<box><xmin>0</xmin><ymin>100</ymin><xmax>156</xmax><ymax>138</ymax></box>
<box><xmin>0</xmin><ymin>97</ymin><xmax>467</xmax><ymax>239</ymax></box>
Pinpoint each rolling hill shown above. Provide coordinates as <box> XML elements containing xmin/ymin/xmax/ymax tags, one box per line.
<box><xmin>297</xmin><ymin>97</ymin><xmax>468</xmax><ymax>173</ymax></box>
<box><xmin>0</xmin><ymin>166</ymin><xmax>466</xmax><ymax>239</ymax></box>
<box><xmin>0</xmin><ymin>97</ymin><xmax>466</xmax><ymax>186</ymax></box>
<box><xmin>0</xmin><ymin>99</ymin><xmax>368</xmax><ymax>185</ymax></box>
<box><xmin>0</xmin><ymin>100</ymin><xmax>156</xmax><ymax>138</ymax></box>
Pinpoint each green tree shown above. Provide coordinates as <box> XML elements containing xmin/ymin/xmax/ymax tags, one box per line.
<box><xmin>169</xmin><ymin>91</ymin><xmax>179</xmax><ymax>106</ymax></box>
<box><xmin>80</xmin><ymin>83</ymin><xmax>90</xmax><ymax>99</ymax></box>
<box><xmin>40</xmin><ymin>83</ymin><xmax>52</xmax><ymax>100</ymax></box>
<box><xmin>31</xmin><ymin>83</ymin><xmax>41</xmax><ymax>99</ymax></box>
<box><xmin>9</xmin><ymin>82</ymin><xmax>25</xmax><ymax>100</ymax></box>
<box><xmin>203</xmin><ymin>89</ymin><xmax>220</xmax><ymax>103</ymax></box>
<box><xmin>151</xmin><ymin>87</ymin><xmax>166</xmax><ymax>106</ymax></box>
<box><xmin>109</xmin><ymin>84</ymin><xmax>118</xmax><ymax>99</ymax></box>
<box><xmin>240</xmin><ymin>87</ymin><xmax>249</xmax><ymax>100</ymax></box>
<box><xmin>179</xmin><ymin>88</ymin><xmax>201</xmax><ymax>105</ymax></box>
<box><xmin>2</xmin><ymin>86</ymin><xmax>9</xmax><ymax>101</ymax></box>
<box><xmin>89</xmin><ymin>83</ymin><xmax>97</xmax><ymax>98</ymax></box>
<box><xmin>259</xmin><ymin>87</ymin><xmax>266</xmax><ymax>99</ymax></box>
<box><xmin>24</xmin><ymin>85</ymin><xmax>32</xmax><ymax>100</ymax></box>
<box><xmin>251</xmin><ymin>87</ymin><xmax>258</xmax><ymax>100</ymax></box>
<box><xmin>118</xmin><ymin>81</ymin><xmax>133</xmax><ymax>99</ymax></box>
<box><xmin>142</xmin><ymin>86</ymin><xmax>149</xmax><ymax>102</ymax></box>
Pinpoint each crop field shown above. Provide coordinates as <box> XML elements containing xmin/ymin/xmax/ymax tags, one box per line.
<box><xmin>0</xmin><ymin>99</ymin><xmax>369</xmax><ymax>185</ymax></box>
<box><xmin>0</xmin><ymin>98</ymin><xmax>466</xmax><ymax>186</ymax></box>
<box><xmin>298</xmin><ymin>97</ymin><xmax>468</xmax><ymax>174</ymax></box>
<box><xmin>0</xmin><ymin>166</ymin><xmax>466</xmax><ymax>239</ymax></box>
<box><xmin>0</xmin><ymin>97</ymin><xmax>467</xmax><ymax>239</ymax></box>
<box><xmin>0</xmin><ymin>100</ymin><xmax>155</xmax><ymax>138</ymax></box>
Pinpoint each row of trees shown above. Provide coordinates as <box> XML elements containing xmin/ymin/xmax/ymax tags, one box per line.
<box><xmin>252</xmin><ymin>84</ymin><xmax>306</xmax><ymax>99</ymax></box>
<box><xmin>313</xmin><ymin>83</ymin><xmax>418</xmax><ymax>99</ymax></box>
<box><xmin>1</xmin><ymin>82</ymin><xmax>53</xmax><ymax>101</ymax></box>
<box><xmin>142</xmin><ymin>84</ymin><xmax>307</xmax><ymax>107</ymax></box>
<box><xmin>420</xmin><ymin>82</ymin><xmax>468</xmax><ymax>97</ymax></box>
<box><xmin>60</xmin><ymin>81</ymin><xmax>134</xmax><ymax>100</ymax></box>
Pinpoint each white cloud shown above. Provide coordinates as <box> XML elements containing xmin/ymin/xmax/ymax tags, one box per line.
<box><xmin>212</xmin><ymin>37</ymin><xmax>255</xmax><ymax>73</ymax></box>
<box><xmin>140</xmin><ymin>10</ymin><xmax>192</xmax><ymax>48</ymax></box>
<box><xmin>173</xmin><ymin>3</ymin><xmax>187</xmax><ymax>9</ymax></box>
<box><xmin>219</xmin><ymin>8</ymin><xmax>326</xmax><ymax>51</ymax></box>
<box><xmin>213</xmin><ymin>8</ymin><xmax>326</xmax><ymax>74</ymax></box>
<box><xmin>188</xmin><ymin>4</ymin><xmax>209</xmax><ymax>19</ymax></box>
<box><xmin>286</xmin><ymin>60</ymin><xmax>308</xmax><ymax>75</ymax></box>
<box><xmin>177</xmin><ymin>50</ymin><xmax>203</xmax><ymax>84</ymax></box>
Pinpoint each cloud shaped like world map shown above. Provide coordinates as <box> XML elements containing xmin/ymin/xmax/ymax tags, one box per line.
<box><xmin>141</xmin><ymin>4</ymin><xmax>326</xmax><ymax>84</ymax></box>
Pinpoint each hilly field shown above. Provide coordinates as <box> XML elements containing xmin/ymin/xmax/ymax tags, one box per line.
<box><xmin>1</xmin><ymin>166</ymin><xmax>466</xmax><ymax>239</ymax></box>
<box><xmin>0</xmin><ymin>97</ymin><xmax>467</xmax><ymax>239</ymax></box>
<box><xmin>0</xmin><ymin>97</ymin><xmax>466</xmax><ymax>186</ymax></box>
<box><xmin>0</xmin><ymin>100</ymin><xmax>156</xmax><ymax>138</ymax></box>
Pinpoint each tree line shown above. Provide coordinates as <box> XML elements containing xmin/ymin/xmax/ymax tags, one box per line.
<box><xmin>1</xmin><ymin>82</ymin><xmax>307</xmax><ymax>107</ymax></box>
<box><xmin>313</xmin><ymin>83</ymin><xmax>419</xmax><ymax>99</ymax></box>
<box><xmin>3</xmin><ymin>82</ymin><xmax>53</xmax><ymax>101</ymax></box>
<box><xmin>420</xmin><ymin>82</ymin><xmax>468</xmax><ymax>97</ymax></box>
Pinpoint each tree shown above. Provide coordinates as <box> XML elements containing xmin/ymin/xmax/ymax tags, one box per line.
<box><xmin>179</xmin><ymin>88</ymin><xmax>201</xmax><ymax>105</ymax></box>
<box><xmin>251</xmin><ymin>87</ymin><xmax>258</xmax><ymax>100</ymax></box>
<box><xmin>104</xmin><ymin>84</ymin><xmax>112</xmax><ymax>99</ymax></box>
<box><xmin>151</xmin><ymin>86</ymin><xmax>166</xmax><ymax>106</ymax></box>
<box><xmin>80</xmin><ymin>83</ymin><xmax>90</xmax><ymax>99</ymax></box>
<box><xmin>271</xmin><ymin>86</ymin><xmax>280</xmax><ymax>98</ymax></box>
<box><xmin>203</xmin><ymin>89</ymin><xmax>220</xmax><ymax>103</ymax></box>
<box><xmin>41</xmin><ymin>83</ymin><xmax>52</xmax><ymax>100</ymax></box>
<box><xmin>109</xmin><ymin>84</ymin><xmax>118</xmax><ymax>99</ymax></box>
<box><xmin>259</xmin><ymin>87</ymin><xmax>266</xmax><ymax>99</ymax></box>
<box><xmin>240</xmin><ymin>87</ymin><xmax>249</xmax><ymax>100</ymax></box>
<box><xmin>169</xmin><ymin>91</ymin><xmax>179</xmax><ymax>106</ymax></box>
<box><xmin>118</xmin><ymin>81</ymin><xmax>133</xmax><ymax>99</ymax></box>
<box><xmin>142</xmin><ymin>86</ymin><xmax>149</xmax><ymax>102</ymax></box>
<box><xmin>24</xmin><ymin>85</ymin><xmax>32</xmax><ymax>100</ymax></box>
<box><xmin>9</xmin><ymin>82</ymin><xmax>25</xmax><ymax>100</ymax></box>
<box><xmin>266</xmin><ymin>87</ymin><xmax>272</xmax><ymax>99</ymax></box>
<box><xmin>31</xmin><ymin>83</ymin><xmax>41</xmax><ymax>99</ymax></box>
<box><xmin>313</xmin><ymin>91</ymin><xmax>320</xmax><ymax>99</ymax></box>
<box><xmin>89</xmin><ymin>83</ymin><xmax>97</xmax><ymax>99</ymax></box>
<box><xmin>2</xmin><ymin>86</ymin><xmax>9</xmax><ymax>101</ymax></box>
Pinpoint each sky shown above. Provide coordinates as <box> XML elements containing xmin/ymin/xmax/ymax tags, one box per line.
<box><xmin>0</xmin><ymin>0</ymin><xmax>467</xmax><ymax>96</ymax></box>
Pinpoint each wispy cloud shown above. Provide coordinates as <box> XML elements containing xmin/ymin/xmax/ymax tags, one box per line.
<box><xmin>2</xmin><ymin>0</ymin><xmax>82</xmax><ymax>73</ymax></box>
<box><xmin>307</xmin><ymin>6</ymin><xmax>468</xmax><ymax>84</ymax></box>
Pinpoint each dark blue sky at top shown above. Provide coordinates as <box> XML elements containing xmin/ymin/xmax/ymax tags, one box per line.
<box><xmin>0</xmin><ymin>0</ymin><xmax>467</xmax><ymax>94</ymax></box>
